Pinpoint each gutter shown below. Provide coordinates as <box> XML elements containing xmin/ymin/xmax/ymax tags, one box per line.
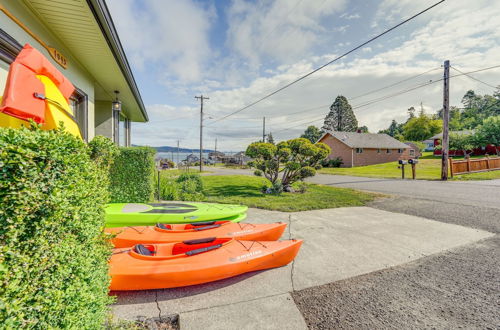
<box><xmin>86</xmin><ymin>0</ymin><xmax>148</xmax><ymax>122</ymax></box>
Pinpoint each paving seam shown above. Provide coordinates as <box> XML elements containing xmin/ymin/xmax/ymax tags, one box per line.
<box><xmin>178</xmin><ymin>292</ymin><xmax>287</xmax><ymax>315</ymax></box>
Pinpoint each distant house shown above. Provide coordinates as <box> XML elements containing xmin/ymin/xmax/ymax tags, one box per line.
<box><xmin>431</xmin><ymin>130</ymin><xmax>499</xmax><ymax>156</ymax></box>
<box><xmin>318</xmin><ymin>131</ymin><xmax>410</xmax><ymax>167</ymax></box>
<box><xmin>208</xmin><ymin>151</ymin><xmax>225</xmax><ymax>161</ymax></box>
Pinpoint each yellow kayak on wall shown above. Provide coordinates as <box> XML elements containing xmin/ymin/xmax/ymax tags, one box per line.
<box><xmin>0</xmin><ymin>43</ymin><xmax>81</xmax><ymax>138</ymax></box>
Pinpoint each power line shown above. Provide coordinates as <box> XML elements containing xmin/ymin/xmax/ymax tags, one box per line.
<box><xmin>208</xmin><ymin>0</ymin><xmax>445</xmax><ymax>125</ymax></box>
<box><xmin>271</xmin><ymin>64</ymin><xmax>500</xmax><ymax>134</ymax></box>
<box><xmin>450</xmin><ymin>66</ymin><xmax>497</xmax><ymax>89</ymax></box>
<box><xmin>208</xmin><ymin>66</ymin><xmax>441</xmax><ymax>126</ymax></box>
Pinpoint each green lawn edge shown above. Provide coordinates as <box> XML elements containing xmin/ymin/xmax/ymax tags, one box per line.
<box><xmin>201</xmin><ymin>175</ymin><xmax>379</xmax><ymax>212</ymax></box>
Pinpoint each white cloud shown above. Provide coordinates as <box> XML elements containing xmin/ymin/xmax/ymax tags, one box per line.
<box><xmin>225</xmin><ymin>0</ymin><xmax>347</xmax><ymax>68</ymax></box>
<box><xmin>125</xmin><ymin>0</ymin><xmax>500</xmax><ymax>151</ymax></box>
<box><xmin>107</xmin><ymin>0</ymin><xmax>214</xmax><ymax>83</ymax></box>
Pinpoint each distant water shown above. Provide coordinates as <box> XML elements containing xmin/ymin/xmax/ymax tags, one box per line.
<box><xmin>157</xmin><ymin>152</ymin><xmax>210</xmax><ymax>163</ymax></box>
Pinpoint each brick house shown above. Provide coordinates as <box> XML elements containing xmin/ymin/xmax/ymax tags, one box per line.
<box><xmin>318</xmin><ymin>131</ymin><xmax>411</xmax><ymax>167</ymax></box>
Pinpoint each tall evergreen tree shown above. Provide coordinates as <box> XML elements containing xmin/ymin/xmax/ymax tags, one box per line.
<box><xmin>322</xmin><ymin>95</ymin><xmax>358</xmax><ymax>132</ymax></box>
<box><xmin>267</xmin><ymin>132</ymin><xmax>275</xmax><ymax>144</ymax></box>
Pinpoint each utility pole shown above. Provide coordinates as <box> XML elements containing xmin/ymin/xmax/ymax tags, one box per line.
<box><xmin>262</xmin><ymin>117</ymin><xmax>266</xmax><ymax>142</ymax></box>
<box><xmin>177</xmin><ymin>140</ymin><xmax>179</xmax><ymax>165</ymax></box>
<box><xmin>214</xmin><ymin>138</ymin><xmax>217</xmax><ymax>165</ymax></box>
<box><xmin>195</xmin><ymin>95</ymin><xmax>209</xmax><ymax>172</ymax></box>
<box><xmin>441</xmin><ymin>60</ymin><xmax>450</xmax><ymax>180</ymax></box>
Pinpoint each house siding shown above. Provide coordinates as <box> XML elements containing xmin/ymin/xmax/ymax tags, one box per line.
<box><xmin>319</xmin><ymin>134</ymin><xmax>410</xmax><ymax>167</ymax></box>
<box><xmin>319</xmin><ymin>134</ymin><xmax>354</xmax><ymax>167</ymax></box>
<box><xmin>353</xmin><ymin>148</ymin><xmax>410</xmax><ymax>166</ymax></box>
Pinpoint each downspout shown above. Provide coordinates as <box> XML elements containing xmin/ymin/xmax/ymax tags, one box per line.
<box><xmin>351</xmin><ymin>148</ymin><xmax>354</xmax><ymax>167</ymax></box>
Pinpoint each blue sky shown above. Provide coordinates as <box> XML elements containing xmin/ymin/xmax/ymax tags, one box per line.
<box><xmin>107</xmin><ymin>0</ymin><xmax>500</xmax><ymax>150</ymax></box>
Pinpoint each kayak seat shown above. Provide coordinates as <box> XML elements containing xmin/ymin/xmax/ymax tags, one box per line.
<box><xmin>156</xmin><ymin>223</ymin><xmax>171</xmax><ymax>230</ymax></box>
<box><xmin>172</xmin><ymin>238</ymin><xmax>231</xmax><ymax>255</ymax></box>
<box><xmin>134</xmin><ymin>244</ymin><xmax>154</xmax><ymax>256</ymax></box>
<box><xmin>183</xmin><ymin>237</ymin><xmax>216</xmax><ymax>245</ymax></box>
<box><xmin>190</xmin><ymin>221</ymin><xmax>216</xmax><ymax>226</ymax></box>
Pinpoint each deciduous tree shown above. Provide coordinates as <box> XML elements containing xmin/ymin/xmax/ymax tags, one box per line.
<box><xmin>300</xmin><ymin>125</ymin><xmax>322</xmax><ymax>143</ymax></box>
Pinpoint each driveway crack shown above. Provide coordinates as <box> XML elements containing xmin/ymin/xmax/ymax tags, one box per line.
<box><xmin>155</xmin><ymin>290</ymin><xmax>162</xmax><ymax>319</ymax></box>
<box><xmin>288</xmin><ymin>214</ymin><xmax>296</xmax><ymax>292</ymax></box>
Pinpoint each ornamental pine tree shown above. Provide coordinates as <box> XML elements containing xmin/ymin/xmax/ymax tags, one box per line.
<box><xmin>322</xmin><ymin>95</ymin><xmax>358</xmax><ymax>132</ymax></box>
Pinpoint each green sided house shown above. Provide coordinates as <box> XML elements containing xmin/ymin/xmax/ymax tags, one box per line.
<box><xmin>0</xmin><ymin>0</ymin><xmax>148</xmax><ymax>144</ymax></box>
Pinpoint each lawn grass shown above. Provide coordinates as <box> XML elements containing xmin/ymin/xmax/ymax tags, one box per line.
<box><xmin>319</xmin><ymin>152</ymin><xmax>500</xmax><ymax>181</ymax></box>
<box><xmin>202</xmin><ymin>175</ymin><xmax>378</xmax><ymax>212</ymax></box>
<box><xmin>158</xmin><ymin>168</ymin><xmax>207</xmax><ymax>178</ymax></box>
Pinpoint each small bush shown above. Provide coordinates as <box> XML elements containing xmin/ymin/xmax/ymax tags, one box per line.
<box><xmin>293</xmin><ymin>181</ymin><xmax>308</xmax><ymax>194</ymax></box>
<box><xmin>159</xmin><ymin>172</ymin><xmax>205</xmax><ymax>201</ymax></box>
<box><xmin>321</xmin><ymin>157</ymin><xmax>343</xmax><ymax>168</ymax></box>
<box><xmin>262</xmin><ymin>180</ymin><xmax>284</xmax><ymax>195</ymax></box>
<box><xmin>0</xmin><ymin>126</ymin><xmax>113</xmax><ymax>328</ymax></box>
<box><xmin>254</xmin><ymin>169</ymin><xmax>263</xmax><ymax>176</ymax></box>
<box><xmin>110</xmin><ymin>146</ymin><xmax>156</xmax><ymax>202</ymax></box>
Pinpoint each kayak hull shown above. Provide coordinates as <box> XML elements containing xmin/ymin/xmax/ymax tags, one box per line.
<box><xmin>106</xmin><ymin>222</ymin><xmax>287</xmax><ymax>248</ymax></box>
<box><xmin>109</xmin><ymin>239</ymin><xmax>302</xmax><ymax>291</ymax></box>
<box><xmin>105</xmin><ymin>202</ymin><xmax>248</xmax><ymax>227</ymax></box>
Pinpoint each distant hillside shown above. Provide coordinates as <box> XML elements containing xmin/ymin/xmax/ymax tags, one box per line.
<box><xmin>152</xmin><ymin>146</ymin><xmax>215</xmax><ymax>153</ymax></box>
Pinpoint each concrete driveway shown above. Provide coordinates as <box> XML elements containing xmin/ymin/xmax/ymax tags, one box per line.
<box><xmin>111</xmin><ymin>207</ymin><xmax>492</xmax><ymax>329</ymax></box>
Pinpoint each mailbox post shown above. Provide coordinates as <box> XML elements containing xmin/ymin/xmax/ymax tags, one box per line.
<box><xmin>398</xmin><ymin>160</ymin><xmax>408</xmax><ymax>179</ymax></box>
<box><xmin>408</xmin><ymin>159</ymin><xmax>419</xmax><ymax>180</ymax></box>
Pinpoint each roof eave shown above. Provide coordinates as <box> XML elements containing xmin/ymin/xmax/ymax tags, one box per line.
<box><xmin>86</xmin><ymin>0</ymin><xmax>148</xmax><ymax>122</ymax></box>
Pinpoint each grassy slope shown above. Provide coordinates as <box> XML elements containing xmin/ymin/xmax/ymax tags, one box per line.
<box><xmin>202</xmin><ymin>175</ymin><xmax>377</xmax><ymax>212</ymax></box>
<box><xmin>319</xmin><ymin>152</ymin><xmax>500</xmax><ymax>181</ymax></box>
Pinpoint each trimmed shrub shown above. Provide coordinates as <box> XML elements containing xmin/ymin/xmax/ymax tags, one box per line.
<box><xmin>0</xmin><ymin>126</ymin><xmax>113</xmax><ymax>328</ymax></box>
<box><xmin>109</xmin><ymin>146</ymin><xmax>156</xmax><ymax>202</ymax></box>
<box><xmin>321</xmin><ymin>157</ymin><xmax>343</xmax><ymax>168</ymax></box>
<box><xmin>159</xmin><ymin>172</ymin><xmax>205</xmax><ymax>202</ymax></box>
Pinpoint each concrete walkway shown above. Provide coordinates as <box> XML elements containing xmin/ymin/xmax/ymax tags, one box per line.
<box><xmin>111</xmin><ymin>207</ymin><xmax>493</xmax><ymax>329</ymax></box>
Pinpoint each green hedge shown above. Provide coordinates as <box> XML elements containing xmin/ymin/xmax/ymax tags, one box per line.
<box><xmin>109</xmin><ymin>146</ymin><xmax>156</xmax><ymax>203</ymax></box>
<box><xmin>0</xmin><ymin>126</ymin><xmax>113</xmax><ymax>328</ymax></box>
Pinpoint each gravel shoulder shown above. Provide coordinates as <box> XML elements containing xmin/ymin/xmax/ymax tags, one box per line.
<box><xmin>292</xmin><ymin>235</ymin><xmax>500</xmax><ymax>330</ymax></box>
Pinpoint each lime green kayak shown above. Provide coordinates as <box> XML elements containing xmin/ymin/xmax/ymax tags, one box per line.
<box><xmin>105</xmin><ymin>202</ymin><xmax>247</xmax><ymax>228</ymax></box>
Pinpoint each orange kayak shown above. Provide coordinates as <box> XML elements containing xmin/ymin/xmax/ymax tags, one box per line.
<box><xmin>109</xmin><ymin>238</ymin><xmax>302</xmax><ymax>291</ymax></box>
<box><xmin>106</xmin><ymin>221</ymin><xmax>287</xmax><ymax>248</ymax></box>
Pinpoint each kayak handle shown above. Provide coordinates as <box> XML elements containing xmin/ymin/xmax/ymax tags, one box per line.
<box><xmin>186</xmin><ymin>244</ymin><xmax>222</xmax><ymax>256</ymax></box>
<box><xmin>183</xmin><ymin>237</ymin><xmax>216</xmax><ymax>245</ymax></box>
<box><xmin>194</xmin><ymin>224</ymin><xmax>221</xmax><ymax>231</ymax></box>
<box><xmin>191</xmin><ymin>221</ymin><xmax>216</xmax><ymax>226</ymax></box>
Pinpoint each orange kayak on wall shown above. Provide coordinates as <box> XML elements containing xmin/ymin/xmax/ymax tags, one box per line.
<box><xmin>109</xmin><ymin>238</ymin><xmax>302</xmax><ymax>291</ymax></box>
<box><xmin>106</xmin><ymin>221</ymin><xmax>287</xmax><ymax>248</ymax></box>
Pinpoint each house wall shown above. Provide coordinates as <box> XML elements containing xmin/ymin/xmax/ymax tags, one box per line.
<box><xmin>319</xmin><ymin>134</ymin><xmax>410</xmax><ymax>167</ymax></box>
<box><xmin>95</xmin><ymin>101</ymin><xmax>113</xmax><ymax>139</ymax></box>
<box><xmin>353</xmin><ymin>148</ymin><xmax>409</xmax><ymax>166</ymax></box>
<box><xmin>319</xmin><ymin>135</ymin><xmax>354</xmax><ymax>167</ymax></box>
<box><xmin>0</xmin><ymin>1</ymin><xmax>97</xmax><ymax>140</ymax></box>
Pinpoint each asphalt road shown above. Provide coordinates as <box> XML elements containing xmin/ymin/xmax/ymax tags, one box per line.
<box><xmin>207</xmin><ymin>167</ymin><xmax>500</xmax><ymax>329</ymax></box>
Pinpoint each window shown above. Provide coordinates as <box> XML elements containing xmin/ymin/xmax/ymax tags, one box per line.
<box><xmin>377</xmin><ymin>149</ymin><xmax>381</xmax><ymax>153</ymax></box>
<box><xmin>69</xmin><ymin>88</ymin><xmax>88</xmax><ymax>141</ymax></box>
<box><xmin>398</xmin><ymin>149</ymin><xmax>403</xmax><ymax>153</ymax></box>
<box><xmin>410</xmin><ymin>149</ymin><xmax>415</xmax><ymax>156</ymax></box>
<box><xmin>386</xmin><ymin>149</ymin><xmax>391</xmax><ymax>154</ymax></box>
<box><xmin>0</xmin><ymin>29</ymin><xmax>22</xmax><ymax>64</ymax></box>
<box><xmin>355</xmin><ymin>148</ymin><xmax>363</xmax><ymax>154</ymax></box>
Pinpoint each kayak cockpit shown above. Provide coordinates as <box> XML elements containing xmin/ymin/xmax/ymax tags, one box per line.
<box><xmin>130</xmin><ymin>237</ymin><xmax>233</xmax><ymax>260</ymax></box>
<box><xmin>154</xmin><ymin>221</ymin><xmax>230</xmax><ymax>232</ymax></box>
